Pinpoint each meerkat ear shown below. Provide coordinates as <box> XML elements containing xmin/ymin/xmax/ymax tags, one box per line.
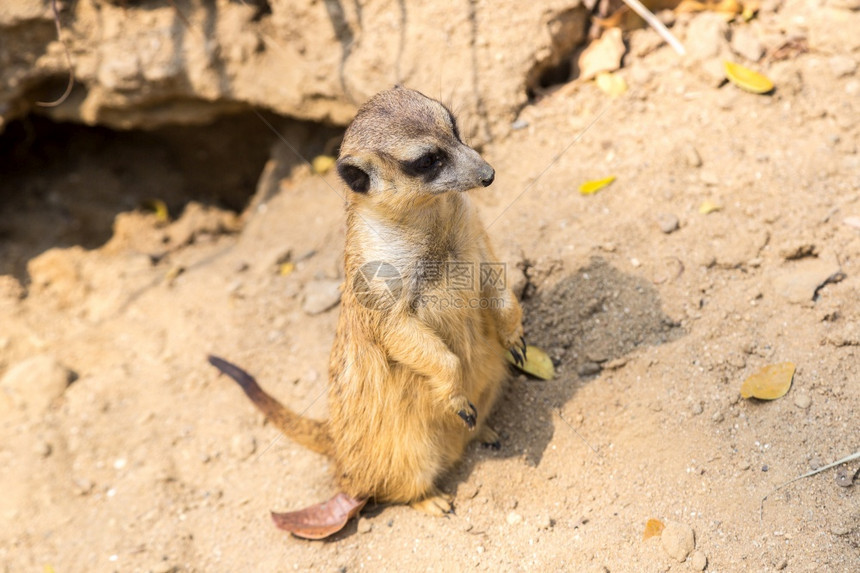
<box><xmin>337</xmin><ymin>155</ymin><xmax>371</xmax><ymax>193</ymax></box>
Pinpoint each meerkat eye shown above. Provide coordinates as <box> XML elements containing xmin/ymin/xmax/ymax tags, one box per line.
<box><xmin>409</xmin><ymin>151</ymin><xmax>442</xmax><ymax>173</ymax></box>
<box><xmin>416</xmin><ymin>152</ymin><xmax>438</xmax><ymax>170</ymax></box>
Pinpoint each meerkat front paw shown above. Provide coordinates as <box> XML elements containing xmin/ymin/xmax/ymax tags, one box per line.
<box><xmin>503</xmin><ymin>324</ymin><xmax>528</xmax><ymax>366</ymax></box>
<box><xmin>449</xmin><ymin>395</ymin><xmax>477</xmax><ymax>430</ymax></box>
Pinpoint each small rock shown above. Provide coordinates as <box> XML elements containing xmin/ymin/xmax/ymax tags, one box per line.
<box><xmin>772</xmin><ymin>258</ymin><xmax>843</xmax><ymax>304</ymax></box>
<box><xmin>0</xmin><ymin>355</ymin><xmax>75</xmax><ymax>416</ymax></box>
<box><xmin>656</xmin><ymin>213</ymin><xmax>680</xmax><ymax>234</ymax></box>
<box><xmin>830</xmin><ymin>525</ymin><xmax>850</xmax><ymax>536</ymax></box>
<box><xmin>511</xmin><ymin>119</ymin><xmax>529</xmax><ymax>130</ymax></box>
<box><xmin>302</xmin><ymin>279</ymin><xmax>342</xmax><ymax>315</ymax></box>
<box><xmin>829</xmin><ymin>55</ymin><xmax>858</xmax><ymax>78</ymax></box>
<box><xmin>690</xmin><ymin>550</ymin><xmax>708</xmax><ymax>571</ymax></box>
<box><xmin>230</xmin><ymin>434</ymin><xmax>257</xmax><ymax>460</ymax></box>
<box><xmin>680</xmin><ymin>142</ymin><xmax>703</xmax><ymax>167</ymax></box>
<box><xmin>730</xmin><ymin>26</ymin><xmax>764</xmax><ymax>61</ymax></box>
<box><xmin>699</xmin><ymin>170</ymin><xmax>720</xmax><ymax>186</ymax></box>
<box><xmin>73</xmin><ymin>478</ymin><xmax>94</xmax><ymax>496</ymax></box>
<box><xmin>577</xmin><ymin>362</ymin><xmax>602</xmax><ymax>377</ymax></box>
<box><xmin>533</xmin><ymin>514</ymin><xmax>552</xmax><ymax>530</ymax></box>
<box><xmin>835</xmin><ymin>469</ymin><xmax>854</xmax><ymax>488</ymax></box>
<box><xmin>691</xmin><ymin>402</ymin><xmax>704</xmax><ymax>415</ymax></box>
<box><xmin>35</xmin><ymin>441</ymin><xmax>53</xmax><ymax>457</ymax></box>
<box><xmin>661</xmin><ymin>521</ymin><xmax>696</xmax><ymax>562</ymax></box>
<box><xmin>685</xmin><ymin>14</ymin><xmax>729</xmax><ymax>61</ymax></box>
<box><xmin>506</xmin><ymin>511</ymin><xmax>523</xmax><ymax>525</ymax></box>
<box><xmin>711</xmin><ymin>411</ymin><xmax>725</xmax><ymax>423</ymax></box>
<box><xmin>793</xmin><ymin>393</ymin><xmax>812</xmax><ymax>409</ymax></box>
<box><xmin>357</xmin><ymin>517</ymin><xmax>372</xmax><ymax>534</ymax></box>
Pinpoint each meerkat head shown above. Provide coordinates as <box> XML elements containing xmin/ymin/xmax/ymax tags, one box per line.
<box><xmin>336</xmin><ymin>87</ymin><xmax>494</xmax><ymax>207</ymax></box>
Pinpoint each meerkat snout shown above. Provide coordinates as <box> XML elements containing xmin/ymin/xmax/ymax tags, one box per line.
<box><xmin>480</xmin><ymin>166</ymin><xmax>495</xmax><ymax>187</ymax></box>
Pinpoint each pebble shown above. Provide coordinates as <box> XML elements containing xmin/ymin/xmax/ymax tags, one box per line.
<box><xmin>681</xmin><ymin>142</ymin><xmax>703</xmax><ymax>167</ymax></box>
<box><xmin>690</xmin><ymin>550</ymin><xmax>708</xmax><ymax>571</ymax></box>
<box><xmin>730</xmin><ymin>26</ymin><xmax>764</xmax><ymax>61</ymax></box>
<box><xmin>772</xmin><ymin>258</ymin><xmax>843</xmax><ymax>304</ymax></box>
<box><xmin>835</xmin><ymin>469</ymin><xmax>854</xmax><ymax>487</ymax></box>
<box><xmin>661</xmin><ymin>521</ymin><xmax>695</xmax><ymax>562</ymax></box>
<box><xmin>685</xmin><ymin>14</ymin><xmax>729</xmax><ymax>61</ymax></box>
<box><xmin>711</xmin><ymin>411</ymin><xmax>725</xmax><ymax>423</ymax></box>
<box><xmin>73</xmin><ymin>477</ymin><xmax>95</xmax><ymax>496</ymax></box>
<box><xmin>691</xmin><ymin>402</ymin><xmax>704</xmax><ymax>415</ymax></box>
<box><xmin>656</xmin><ymin>213</ymin><xmax>680</xmax><ymax>234</ymax></box>
<box><xmin>35</xmin><ymin>441</ymin><xmax>53</xmax><ymax>457</ymax></box>
<box><xmin>230</xmin><ymin>434</ymin><xmax>257</xmax><ymax>460</ymax></box>
<box><xmin>0</xmin><ymin>355</ymin><xmax>75</xmax><ymax>415</ymax></box>
<box><xmin>577</xmin><ymin>362</ymin><xmax>602</xmax><ymax>377</ymax></box>
<box><xmin>793</xmin><ymin>393</ymin><xmax>812</xmax><ymax>409</ymax></box>
<box><xmin>301</xmin><ymin>279</ymin><xmax>343</xmax><ymax>315</ymax></box>
<box><xmin>357</xmin><ymin>517</ymin><xmax>372</xmax><ymax>534</ymax></box>
<box><xmin>506</xmin><ymin>511</ymin><xmax>523</xmax><ymax>525</ymax></box>
<box><xmin>829</xmin><ymin>55</ymin><xmax>858</xmax><ymax>78</ymax></box>
<box><xmin>533</xmin><ymin>514</ymin><xmax>552</xmax><ymax>530</ymax></box>
<box><xmin>830</xmin><ymin>525</ymin><xmax>849</xmax><ymax>536</ymax></box>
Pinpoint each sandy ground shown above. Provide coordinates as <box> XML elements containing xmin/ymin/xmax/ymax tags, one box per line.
<box><xmin>1</xmin><ymin>2</ymin><xmax>859</xmax><ymax>572</ymax></box>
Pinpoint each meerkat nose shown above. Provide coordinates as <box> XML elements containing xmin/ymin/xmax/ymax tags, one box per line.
<box><xmin>480</xmin><ymin>168</ymin><xmax>495</xmax><ymax>187</ymax></box>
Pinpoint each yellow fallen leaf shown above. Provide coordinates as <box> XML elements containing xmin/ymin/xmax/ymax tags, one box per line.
<box><xmin>740</xmin><ymin>362</ymin><xmax>795</xmax><ymax>400</ymax></box>
<box><xmin>596</xmin><ymin>72</ymin><xmax>628</xmax><ymax>96</ymax></box>
<box><xmin>312</xmin><ymin>155</ymin><xmax>336</xmax><ymax>174</ymax></box>
<box><xmin>580</xmin><ymin>176</ymin><xmax>616</xmax><ymax>195</ymax></box>
<box><xmin>699</xmin><ymin>200</ymin><xmax>722</xmax><ymax>214</ymax></box>
<box><xmin>507</xmin><ymin>345</ymin><xmax>555</xmax><ymax>380</ymax></box>
<box><xmin>724</xmin><ymin>61</ymin><xmax>774</xmax><ymax>94</ymax></box>
<box><xmin>643</xmin><ymin>518</ymin><xmax>665</xmax><ymax>540</ymax></box>
<box><xmin>140</xmin><ymin>199</ymin><xmax>170</xmax><ymax>223</ymax></box>
<box><xmin>279</xmin><ymin>262</ymin><xmax>295</xmax><ymax>276</ymax></box>
<box><xmin>165</xmin><ymin>265</ymin><xmax>185</xmax><ymax>285</ymax></box>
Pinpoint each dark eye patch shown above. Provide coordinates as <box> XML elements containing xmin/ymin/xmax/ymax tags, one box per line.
<box><xmin>401</xmin><ymin>149</ymin><xmax>446</xmax><ymax>181</ymax></box>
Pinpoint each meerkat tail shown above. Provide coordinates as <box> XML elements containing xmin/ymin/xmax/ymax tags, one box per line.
<box><xmin>208</xmin><ymin>355</ymin><xmax>333</xmax><ymax>456</ymax></box>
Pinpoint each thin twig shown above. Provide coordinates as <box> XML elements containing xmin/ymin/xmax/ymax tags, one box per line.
<box><xmin>618</xmin><ymin>0</ymin><xmax>686</xmax><ymax>56</ymax></box>
<box><xmin>37</xmin><ymin>0</ymin><xmax>75</xmax><ymax>107</ymax></box>
<box><xmin>760</xmin><ymin>450</ymin><xmax>860</xmax><ymax>522</ymax></box>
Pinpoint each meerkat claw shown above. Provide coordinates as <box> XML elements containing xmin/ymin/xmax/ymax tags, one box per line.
<box><xmin>510</xmin><ymin>347</ymin><xmax>524</xmax><ymax>367</ymax></box>
<box><xmin>520</xmin><ymin>336</ymin><xmax>528</xmax><ymax>358</ymax></box>
<box><xmin>457</xmin><ymin>402</ymin><xmax>478</xmax><ymax>430</ymax></box>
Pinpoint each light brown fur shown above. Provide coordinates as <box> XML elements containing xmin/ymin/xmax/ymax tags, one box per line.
<box><xmin>220</xmin><ymin>87</ymin><xmax>524</xmax><ymax>515</ymax></box>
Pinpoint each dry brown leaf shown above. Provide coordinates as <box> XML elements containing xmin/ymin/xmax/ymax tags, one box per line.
<box><xmin>643</xmin><ymin>518</ymin><xmax>666</xmax><ymax>540</ymax></box>
<box><xmin>740</xmin><ymin>362</ymin><xmax>795</xmax><ymax>400</ymax></box>
<box><xmin>271</xmin><ymin>493</ymin><xmax>367</xmax><ymax>540</ymax></box>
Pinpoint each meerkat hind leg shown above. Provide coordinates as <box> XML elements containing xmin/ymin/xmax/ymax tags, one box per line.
<box><xmin>477</xmin><ymin>425</ymin><xmax>501</xmax><ymax>450</ymax></box>
<box><xmin>411</xmin><ymin>490</ymin><xmax>454</xmax><ymax>516</ymax></box>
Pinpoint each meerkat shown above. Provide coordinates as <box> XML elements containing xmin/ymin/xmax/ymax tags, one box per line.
<box><xmin>210</xmin><ymin>86</ymin><xmax>526</xmax><ymax>538</ymax></box>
